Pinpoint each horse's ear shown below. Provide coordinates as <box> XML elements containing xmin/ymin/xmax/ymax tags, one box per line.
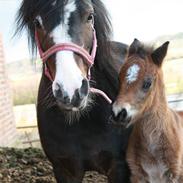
<box><xmin>128</xmin><ymin>38</ymin><xmax>141</xmax><ymax>56</ymax></box>
<box><xmin>151</xmin><ymin>41</ymin><xmax>169</xmax><ymax>67</ymax></box>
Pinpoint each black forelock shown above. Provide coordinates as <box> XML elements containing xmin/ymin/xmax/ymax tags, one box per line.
<box><xmin>15</xmin><ymin>0</ymin><xmax>112</xmax><ymax>60</ymax></box>
<box><xmin>15</xmin><ymin>0</ymin><xmax>65</xmax><ymax>55</ymax></box>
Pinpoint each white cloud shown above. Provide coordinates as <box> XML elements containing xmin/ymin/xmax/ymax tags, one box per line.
<box><xmin>104</xmin><ymin>0</ymin><xmax>183</xmax><ymax>44</ymax></box>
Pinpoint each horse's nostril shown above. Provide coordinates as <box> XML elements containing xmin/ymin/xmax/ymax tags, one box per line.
<box><xmin>71</xmin><ymin>89</ymin><xmax>82</xmax><ymax>107</ymax></box>
<box><xmin>54</xmin><ymin>83</ymin><xmax>70</xmax><ymax>104</ymax></box>
<box><xmin>79</xmin><ymin>79</ymin><xmax>89</xmax><ymax>98</ymax></box>
<box><xmin>55</xmin><ymin>88</ymin><xmax>63</xmax><ymax>99</ymax></box>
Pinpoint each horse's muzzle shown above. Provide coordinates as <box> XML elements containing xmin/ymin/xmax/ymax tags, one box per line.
<box><xmin>54</xmin><ymin>79</ymin><xmax>89</xmax><ymax>110</ymax></box>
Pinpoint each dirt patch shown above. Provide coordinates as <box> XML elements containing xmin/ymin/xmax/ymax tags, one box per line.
<box><xmin>0</xmin><ymin>148</ymin><xmax>108</xmax><ymax>183</ymax></box>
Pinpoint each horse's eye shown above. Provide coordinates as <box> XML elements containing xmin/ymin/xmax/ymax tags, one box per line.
<box><xmin>142</xmin><ymin>79</ymin><xmax>152</xmax><ymax>92</ymax></box>
<box><xmin>33</xmin><ymin>17</ymin><xmax>42</xmax><ymax>28</ymax></box>
<box><xmin>87</xmin><ymin>13</ymin><xmax>94</xmax><ymax>23</ymax></box>
<box><xmin>34</xmin><ymin>20</ymin><xmax>41</xmax><ymax>28</ymax></box>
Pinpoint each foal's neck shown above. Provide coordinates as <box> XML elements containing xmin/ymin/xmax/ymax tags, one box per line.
<box><xmin>138</xmin><ymin>72</ymin><xmax>171</xmax><ymax>141</ymax></box>
<box><xmin>145</xmin><ymin>71</ymin><xmax>168</xmax><ymax>117</ymax></box>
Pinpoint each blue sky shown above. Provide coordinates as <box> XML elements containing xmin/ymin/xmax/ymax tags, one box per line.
<box><xmin>0</xmin><ymin>0</ymin><xmax>183</xmax><ymax>62</ymax></box>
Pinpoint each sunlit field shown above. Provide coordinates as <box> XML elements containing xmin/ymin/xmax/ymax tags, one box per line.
<box><xmin>8</xmin><ymin>58</ymin><xmax>183</xmax><ymax>106</ymax></box>
<box><xmin>11</xmin><ymin>74</ymin><xmax>40</xmax><ymax>105</ymax></box>
<box><xmin>164</xmin><ymin>58</ymin><xmax>183</xmax><ymax>94</ymax></box>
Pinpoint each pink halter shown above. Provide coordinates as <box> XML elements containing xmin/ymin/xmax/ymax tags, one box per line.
<box><xmin>35</xmin><ymin>28</ymin><xmax>112</xmax><ymax>104</ymax></box>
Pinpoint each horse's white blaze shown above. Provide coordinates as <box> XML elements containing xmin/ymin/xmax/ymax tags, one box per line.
<box><xmin>126</xmin><ymin>64</ymin><xmax>140</xmax><ymax>84</ymax></box>
<box><xmin>51</xmin><ymin>0</ymin><xmax>83</xmax><ymax>100</ymax></box>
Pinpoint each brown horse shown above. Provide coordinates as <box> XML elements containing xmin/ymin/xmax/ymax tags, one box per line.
<box><xmin>112</xmin><ymin>39</ymin><xmax>183</xmax><ymax>182</ymax></box>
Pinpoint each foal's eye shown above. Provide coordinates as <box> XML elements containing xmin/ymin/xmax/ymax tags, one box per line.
<box><xmin>142</xmin><ymin>79</ymin><xmax>152</xmax><ymax>92</ymax></box>
<box><xmin>87</xmin><ymin>13</ymin><xmax>94</xmax><ymax>23</ymax></box>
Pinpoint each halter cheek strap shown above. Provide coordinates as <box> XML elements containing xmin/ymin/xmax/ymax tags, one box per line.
<box><xmin>35</xmin><ymin>28</ymin><xmax>112</xmax><ymax>104</ymax></box>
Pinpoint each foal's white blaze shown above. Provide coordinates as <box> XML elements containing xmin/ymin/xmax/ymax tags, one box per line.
<box><xmin>112</xmin><ymin>102</ymin><xmax>124</xmax><ymax>117</ymax></box>
<box><xmin>51</xmin><ymin>0</ymin><xmax>83</xmax><ymax>100</ymax></box>
<box><xmin>126</xmin><ymin>64</ymin><xmax>140</xmax><ymax>84</ymax></box>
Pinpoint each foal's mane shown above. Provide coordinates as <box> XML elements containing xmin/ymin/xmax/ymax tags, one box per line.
<box><xmin>15</xmin><ymin>0</ymin><xmax>112</xmax><ymax>59</ymax></box>
<box><xmin>128</xmin><ymin>41</ymin><xmax>154</xmax><ymax>60</ymax></box>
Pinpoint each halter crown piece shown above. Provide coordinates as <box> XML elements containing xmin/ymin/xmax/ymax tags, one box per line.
<box><xmin>35</xmin><ymin>27</ymin><xmax>112</xmax><ymax>104</ymax></box>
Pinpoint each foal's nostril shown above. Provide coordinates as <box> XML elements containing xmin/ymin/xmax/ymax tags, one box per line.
<box><xmin>120</xmin><ymin>108</ymin><xmax>127</xmax><ymax>120</ymax></box>
<box><xmin>112</xmin><ymin>108</ymin><xmax>128</xmax><ymax>122</ymax></box>
<box><xmin>111</xmin><ymin>111</ymin><xmax>119</xmax><ymax>122</ymax></box>
<box><xmin>79</xmin><ymin>79</ymin><xmax>89</xmax><ymax>98</ymax></box>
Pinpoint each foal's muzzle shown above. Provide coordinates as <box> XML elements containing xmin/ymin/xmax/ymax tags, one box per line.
<box><xmin>110</xmin><ymin>108</ymin><xmax>131</xmax><ymax>126</ymax></box>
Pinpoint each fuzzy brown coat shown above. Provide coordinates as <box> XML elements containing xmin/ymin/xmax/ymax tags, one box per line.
<box><xmin>127</xmin><ymin>110</ymin><xmax>183</xmax><ymax>182</ymax></box>
<box><xmin>127</xmin><ymin>73</ymin><xmax>183</xmax><ymax>183</ymax></box>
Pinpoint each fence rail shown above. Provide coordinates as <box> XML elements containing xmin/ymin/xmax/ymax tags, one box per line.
<box><xmin>16</xmin><ymin>125</ymin><xmax>37</xmax><ymax>129</ymax></box>
<box><xmin>167</xmin><ymin>93</ymin><xmax>183</xmax><ymax>111</ymax></box>
<box><xmin>16</xmin><ymin>125</ymin><xmax>40</xmax><ymax>147</ymax></box>
<box><xmin>168</xmin><ymin>99</ymin><xmax>183</xmax><ymax>104</ymax></box>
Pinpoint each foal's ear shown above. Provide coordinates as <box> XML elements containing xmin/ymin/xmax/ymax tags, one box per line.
<box><xmin>128</xmin><ymin>38</ymin><xmax>141</xmax><ymax>56</ymax></box>
<box><xmin>151</xmin><ymin>41</ymin><xmax>169</xmax><ymax>67</ymax></box>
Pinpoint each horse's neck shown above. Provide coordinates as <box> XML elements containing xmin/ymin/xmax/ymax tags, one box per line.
<box><xmin>92</xmin><ymin>41</ymin><xmax>127</xmax><ymax>100</ymax></box>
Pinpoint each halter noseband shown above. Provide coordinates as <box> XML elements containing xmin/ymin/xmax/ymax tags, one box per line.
<box><xmin>35</xmin><ymin>27</ymin><xmax>112</xmax><ymax>104</ymax></box>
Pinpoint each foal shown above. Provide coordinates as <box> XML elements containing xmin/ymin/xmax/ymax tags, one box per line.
<box><xmin>112</xmin><ymin>39</ymin><xmax>183</xmax><ymax>182</ymax></box>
